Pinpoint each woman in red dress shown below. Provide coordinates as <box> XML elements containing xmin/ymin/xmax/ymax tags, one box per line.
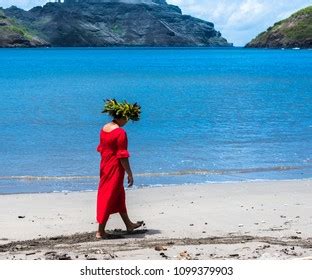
<box><xmin>96</xmin><ymin>99</ymin><xmax>143</xmax><ymax>239</ymax></box>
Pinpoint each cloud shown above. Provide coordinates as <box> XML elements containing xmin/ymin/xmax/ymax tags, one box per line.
<box><xmin>0</xmin><ymin>0</ymin><xmax>311</xmax><ymax>45</ymax></box>
<box><xmin>0</xmin><ymin>0</ymin><xmax>48</xmax><ymax>10</ymax></box>
<box><xmin>169</xmin><ymin>0</ymin><xmax>312</xmax><ymax>46</ymax></box>
<box><xmin>227</xmin><ymin>0</ymin><xmax>267</xmax><ymax>30</ymax></box>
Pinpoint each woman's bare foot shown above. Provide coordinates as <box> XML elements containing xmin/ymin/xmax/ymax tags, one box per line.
<box><xmin>95</xmin><ymin>231</ymin><xmax>105</xmax><ymax>239</ymax></box>
<box><xmin>126</xmin><ymin>221</ymin><xmax>144</xmax><ymax>233</ymax></box>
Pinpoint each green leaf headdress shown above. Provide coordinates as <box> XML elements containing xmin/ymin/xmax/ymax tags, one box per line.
<box><xmin>102</xmin><ymin>99</ymin><xmax>141</xmax><ymax>121</ymax></box>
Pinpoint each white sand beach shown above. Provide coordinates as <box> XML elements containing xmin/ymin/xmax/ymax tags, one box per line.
<box><xmin>0</xmin><ymin>179</ymin><xmax>312</xmax><ymax>260</ymax></box>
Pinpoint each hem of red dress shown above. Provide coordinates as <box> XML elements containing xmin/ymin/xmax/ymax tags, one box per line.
<box><xmin>97</xmin><ymin>208</ymin><xmax>127</xmax><ymax>224</ymax></box>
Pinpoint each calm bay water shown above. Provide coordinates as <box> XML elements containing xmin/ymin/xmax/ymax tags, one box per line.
<box><xmin>0</xmin><ymin>47</ymin><xmax>311</xmax><ymax>194</ymax></box>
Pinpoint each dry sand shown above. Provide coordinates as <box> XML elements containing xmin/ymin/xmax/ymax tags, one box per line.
<box><xmin>0</xmin><ymin>179</ymin><xmax>312</xmax><ymax>260</ymax></box>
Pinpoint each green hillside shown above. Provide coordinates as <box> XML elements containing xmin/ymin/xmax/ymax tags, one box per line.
<box><xmin>0</xmin><ymin>8</ymin><xmax>48</xmax><ymax>47</ymax></box>
<box><xmin>246</xmin><ymin>6</ymin><xmax>312</xmax><ymax>48</ymax></box>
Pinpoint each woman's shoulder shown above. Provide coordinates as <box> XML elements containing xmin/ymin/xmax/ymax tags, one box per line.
<box><xmin>117</xmin><ymin>127</ymin><xmax>127</xmax><ymax>136</ymax></box>
<box><xmin>101</xmin><ymin>123</ymin><xmax>121</xmax><ymax>132</ymax></box>
<box><xmin>100</xmin><ymin>126</ymin><xmax>126</xmax><ymax>135</ymax></box>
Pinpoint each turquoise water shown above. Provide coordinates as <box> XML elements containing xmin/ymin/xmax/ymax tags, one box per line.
<box><xmin>0</xmin><ymin>47</ymin><xmax>312</xmax><ymax>194</ymax></box>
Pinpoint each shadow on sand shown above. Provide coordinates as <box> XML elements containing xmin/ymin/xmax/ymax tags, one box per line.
<box><xmin>107</xmin><ymin>228</ymin><xmax>161</xmax><ymax>239</ymax></box>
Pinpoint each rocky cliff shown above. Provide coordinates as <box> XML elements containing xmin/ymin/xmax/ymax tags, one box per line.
<box><xmin>0</xmin><ymin>9</ymin><xmax>48</xmax><ymax>47</ymax></box>
<box><xmin>2</xmin><ymin>1</ymin><xmax>231</xmax><ymax>47</ymax></box>
<box><xmin>246</xmin><ymin>6</ymin><xmax>312</xmax><ymax>48</ymax></box>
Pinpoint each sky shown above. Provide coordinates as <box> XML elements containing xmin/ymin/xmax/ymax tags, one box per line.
<box><xmin>0</xmin><ymin>0</ymin><xmax>311</xmax><ymax>46</ymax></box>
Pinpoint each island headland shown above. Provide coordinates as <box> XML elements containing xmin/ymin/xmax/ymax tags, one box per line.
<box><xmin>0</xmin><ymin>0</ymin><xmax>232</xmax><ymax>48</ymax></box>
<box><xmin>246</xmin><ymin>6</ymin><xmax>312</xmax><ymax>49</ymax></box>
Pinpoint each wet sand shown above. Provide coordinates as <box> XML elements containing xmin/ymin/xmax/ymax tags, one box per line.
<box><xmin>0</xmin><ymin>179</ymin><xmax>312</xmax><ymax>260</ymax></box>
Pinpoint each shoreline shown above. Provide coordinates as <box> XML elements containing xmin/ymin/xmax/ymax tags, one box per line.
<box><xmin>1</xmin><ymin>177</ymin><xmax>312</xmax><ymax>196</ymax></box>
<box><xmin>1</xmin><ymin>179</ymin><xmax>312</xmax><ymax>260</ymax></box>
<box><xmin>1</xmin><ymin>46</ymin><xmax>312</xmax><ymax>50</ymax></box>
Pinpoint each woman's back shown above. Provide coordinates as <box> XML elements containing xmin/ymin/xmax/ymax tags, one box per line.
<box><xmin>97</xmin><ymin>127</ymin><xmax>129</xmax><ymax>159</ymax></box>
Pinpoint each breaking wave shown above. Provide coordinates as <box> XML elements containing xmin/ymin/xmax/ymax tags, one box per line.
<box><xmin>0</xmin><ymin>165</ymin><xmax>310</xmax><ymax>181</ymax></box>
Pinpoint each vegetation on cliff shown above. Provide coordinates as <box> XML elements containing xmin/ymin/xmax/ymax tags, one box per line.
<box><xmin>246</xmin><ymin>6</ymin><xmax>312</xmax><ymax>48</ymax></box>
<box><xmin>0</xmin><ymin>8</ymin><xmax>48</xmax><ymax>47</ymax></box>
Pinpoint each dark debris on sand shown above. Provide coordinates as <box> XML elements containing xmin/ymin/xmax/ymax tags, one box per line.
<box><xmin>1</xmin><ymin>232</ymin><xmax>312</xmax><ymax>260</ymax></box>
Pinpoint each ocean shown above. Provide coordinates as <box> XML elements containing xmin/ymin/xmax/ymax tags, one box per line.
<box><xmin>0</xmin><ymin>47</ymin><xmax>311</xmax><ymax>194</ymax></box>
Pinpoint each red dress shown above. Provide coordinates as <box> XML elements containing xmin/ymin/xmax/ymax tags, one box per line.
<box><xmin>96</xmin><ymin>127</ymin><xmax>130</xmax><ymax>224</ymax></box>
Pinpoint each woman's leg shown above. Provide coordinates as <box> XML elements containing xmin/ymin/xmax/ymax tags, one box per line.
<box><xmin>96</xmin><ymin>215</ymin><xmax>109</xmax><ymax>238</ymax></box>
<box><xmin>119</xmin><ymin>212</ymin><xmax>144</xmax><ymax>231</ymax></box>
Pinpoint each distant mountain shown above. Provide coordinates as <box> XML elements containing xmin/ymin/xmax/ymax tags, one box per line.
<box><xmin>246</xmin><ymin>6</ymin><xmax>312</xmax><ymax>48</ymax></box>
<box><xmin>1</xmin><ymin>1</ymin><xmax>232</xmax><ymax>48</ymax></box>
<box><xmin>0</xmin><ymin>8</ymin><xmax>48</xmax><ymax>47</ymax></box>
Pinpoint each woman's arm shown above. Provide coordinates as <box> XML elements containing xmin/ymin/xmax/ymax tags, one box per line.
<box><xmin>119</xmin><ymin>158</ymin><xmax>134</xmax><ymax>187</ymax></box>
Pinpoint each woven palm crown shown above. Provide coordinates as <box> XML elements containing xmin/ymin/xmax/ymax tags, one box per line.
<box><xmin>102</xmin><ymin>99</ymin><xmax>141</xmax><ymax>121</ymax></box>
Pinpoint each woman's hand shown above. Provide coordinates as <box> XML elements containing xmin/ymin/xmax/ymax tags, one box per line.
<box><xmin>119</xmin><ymin>158</ymin><xmax>134</xmax><ymax>187</ymax></box>
<box><xmin>127</xmin><ymin>174</ymin><xmax>134</xmax><ymax>187</ymax></box>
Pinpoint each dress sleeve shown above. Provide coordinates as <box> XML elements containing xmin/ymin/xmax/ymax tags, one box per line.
<box><xmin>116</xmin><ymin>129</ymin><xmax>130</xmax><ymax>158</ymax></box>
<box><xmin>96</xmin><ymin>143</ymin><xmax>102</xmax><ymax>153</ymax></box>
